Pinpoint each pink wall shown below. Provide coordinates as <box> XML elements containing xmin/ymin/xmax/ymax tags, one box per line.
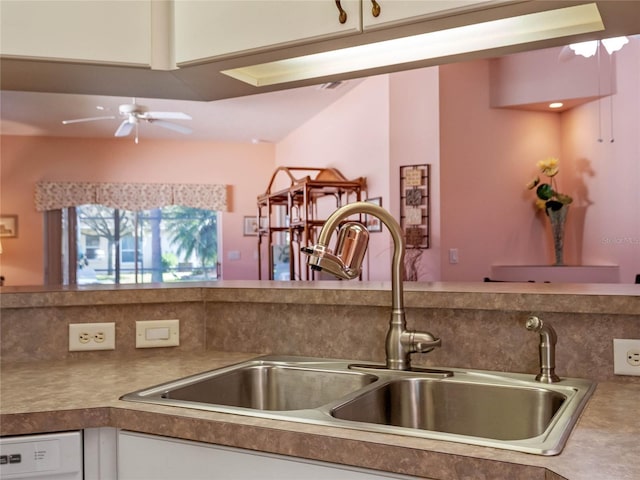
<box><xmin>0</xmin><ymin>136</ymin><xmax>274</xmax><ymax>285</ymax></box>
<box><xmin>2</xmin><ymin>45</ymin><xmax>637</xmax><ymax>286</ymax></box>
<box><xmin>275</xmin><ymin>68</ymin><xmax>443</xmax><ymax>282</ymax></box>
<box><xmin>276</xmin><ymin>75</ymin><xmax>392</xmax><ymax>281</ymax></box>
<box><xmin>561</xmin><ymin>41</ymin><xmax>640</xmax><ymax>283</ymax></box>
<box><xmin>440</xmin><ymin>43</ymin><xmax>639</xmax><ymax>283</ymax></box>
<box><xmin>389</xmin><ymin>67</ymin><xmax>441</xmax><ymax>281</ymax></box>
<box><xmin>489</xmin><ymin>46</ymin><xmax>615</xmax><ymax>108</ymax></box>
<box><xmin>439</xmin><ymin>59</ymin><xmax>561</xmax><ymax>281</ymax></box>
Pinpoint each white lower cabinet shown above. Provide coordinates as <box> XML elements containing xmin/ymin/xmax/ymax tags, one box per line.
<box><xmin>117</xmin><ymin>430</ymin><xmax>415</xmax><ymax>480</ymax></box>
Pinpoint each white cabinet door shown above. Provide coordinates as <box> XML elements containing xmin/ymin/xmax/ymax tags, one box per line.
<box><xmin>174</xmin><ymin>0</ymin><xmax>361</xmax><ymax>65</ymax></box>
<box><xmin>118</xmin><ymin>431</ymin><xmax>416</xmax><ymax>479</ymax></box>
<box><xmin>362</xmin><ymin>0</ymin><xmax>511</xmax><ymax>30</ymax></box>
<box><xmin>0</xmin><ymin>0</ymin><xmax>152</xmax><ymax>66</ymax></box>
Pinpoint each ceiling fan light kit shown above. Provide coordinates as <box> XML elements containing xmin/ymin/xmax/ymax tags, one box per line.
<box><xmin>62</xmin><ymin>98</ymin><xmax>192</xmax><ymax>143</ymax></box>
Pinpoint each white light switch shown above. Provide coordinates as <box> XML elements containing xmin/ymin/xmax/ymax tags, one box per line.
<box><xmin>136</xmin><ymin>320</ymin><xmax>179</xmax><ymax>348</ymax></box>
<box><xmin>145</xmin><ymin>327</ymin><xmax>170</xmax><ymax>341</ymax></box>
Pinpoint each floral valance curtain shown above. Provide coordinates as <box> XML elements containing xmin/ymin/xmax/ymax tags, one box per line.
<box><xmin>35</xmin><ymin>181</ymin><xmax>227</xmax><ymax>212</ymax></box>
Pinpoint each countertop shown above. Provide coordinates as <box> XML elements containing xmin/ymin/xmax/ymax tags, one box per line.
<box><xmin>2</xmin><ymin>280</ymin><xmax>639</xmax><ymax>315</ymax></box>
<box><xmin>1</xmin><ymin>351</ymin><xmax>638</xmax><ymax>480</ymax></box>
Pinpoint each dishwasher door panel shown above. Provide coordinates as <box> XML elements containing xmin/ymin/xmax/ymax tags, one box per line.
<box><xmin>0</xmin><ymin>431</ymin><xmax>82</xmax><ymax>480</ymax></box>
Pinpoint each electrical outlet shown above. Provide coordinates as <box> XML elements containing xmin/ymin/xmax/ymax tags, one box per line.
<box><xmin>69</xmin><ymin>323</ymin><xmax>116</xmax><ymax>351</ymax></box>
<box><xmin>627</xmin><ymin>350</ymin><xmax>640</xmax><ymax>366</ymax></box>
<box><xmin>613</xmin><ymin>339</ymin><xmax>640</xmax><ymax>376</ymax></box>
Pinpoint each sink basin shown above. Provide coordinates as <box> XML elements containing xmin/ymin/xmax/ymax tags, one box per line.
<box><xmin>121</xmin><ymin>356</ymin><xmax>594</xmax><ymax>456</ymax></box>
<box><xmin>157</xmin><ymin>363</ymin><xmax>377</xmax><ymax>411</ymax></box>
<box><xmin>122</xmin><ymin>357</ymin><xmax>378</xmax><ymax>412</ymax></box>
<box><xmin>331</xmin><ymin>378</ymin><xmax>565</xmax><ymax>441</ymax></box>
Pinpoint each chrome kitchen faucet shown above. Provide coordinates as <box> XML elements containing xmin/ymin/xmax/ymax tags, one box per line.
<box><xmin>302</xmin><ymin>201</ymin><xmax>441</xmax><ymax>370</ymax></box>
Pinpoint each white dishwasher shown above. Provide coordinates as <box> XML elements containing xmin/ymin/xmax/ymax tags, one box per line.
<box><xmin>0</xmin><ymin>431</ymin><xmax>83</xmax><ymax>479</ymax></box>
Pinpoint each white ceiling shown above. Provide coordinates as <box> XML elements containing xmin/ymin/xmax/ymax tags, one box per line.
<box><xmin>0</xmin><ymin>79</ymin><xmax>362</xmax><ymax>144</ymax></box>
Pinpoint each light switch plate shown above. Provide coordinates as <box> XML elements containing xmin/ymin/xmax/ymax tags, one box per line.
<box><xmin>136</xmin><ymin>319</ymin><xmax>180</xmax><ymax>348</ymax></box>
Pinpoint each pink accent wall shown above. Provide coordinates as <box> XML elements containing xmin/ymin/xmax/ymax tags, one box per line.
<box><xmin>489</xmin><ymin>46</ymin><xmax>615</xmax><ymax>108</ymax></box>
<box><xmin>440</xmin><ymin>43</ymin><xmax>639</xmax><ymax>283</ymax></box>
<box><xmin>2</xmin><ymin>45</ymin><xmax>638</xmax><ymax>286</ymax></box>
<box><xmin>0</xmin><ymin>136</ymin><xmax>274</xmax><ymax>285</ymax></box>
<box><xmin>276</xmin><ymin>75</ymin><xmax>392</xmax><ymax>281</ymax></box>
<box><xmin>389</xmin><ymin>67</ymin><xmax>441</xmax><ymax>281</ymax></box>
<box><xmin>439</xmin><ymin>59</ymin><xmax>561</xmax><ymax>281</ymax></box>
<box><xmin>560</xmin><ymin>41</ymin><xmax>640</xmax><ymax>283</ymax></box>
<box><xmin>276</xmin><ymin>69</ymin><xmax>443</xmax><ymax>282</ymax></box>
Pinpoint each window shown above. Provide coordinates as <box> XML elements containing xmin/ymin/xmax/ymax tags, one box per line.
<box><xmin>85</xmin><ymin>235</ymin><xmax>102</xmax><ymax>260</ymax></box>
<box><xmin>120</xmin><ymin>236</ymin><xmax>137</xmax><ymax>264</ymax></box>
<box><xmin>36</xmin><ymin>181</ymin><xmax>227</xmax><ymax>285</ymax></box>
<box><xmin>71</xmin><ymin>205</ymin><xmax>219</xmax><ymax>285</ymax></box>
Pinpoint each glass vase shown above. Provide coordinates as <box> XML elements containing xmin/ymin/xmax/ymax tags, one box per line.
<box><xmin>546</xmin><ymin>205</ymin><xmax>569</xmax><ymax>266</ymax></box>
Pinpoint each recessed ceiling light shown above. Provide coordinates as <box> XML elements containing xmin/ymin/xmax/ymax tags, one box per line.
<box><xmin>222</xmin><ymin>3</ymin><xmax>604</xmax><ymax>87</ymax></box>
<box><xmin>549</xmin><ymin>102</ymin><xmax>564</xmax><ymax>109</ymax></box>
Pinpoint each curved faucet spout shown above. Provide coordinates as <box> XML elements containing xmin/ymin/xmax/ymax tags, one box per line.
<box><xmin>303</xmin><ymin>201</ymin><xmax>440</xmax><ymax>370</ymax></box>
<box><xmin>316</xmin><ymin>202</ymin><xmax>405</xmax><ymax>312</ymax></box>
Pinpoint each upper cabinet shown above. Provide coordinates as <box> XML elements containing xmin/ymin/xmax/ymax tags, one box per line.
<box><xmin>0</xmin><ymin>0</ymin><xmax>152</xmax><ymax>66</ymax></box>
<box><xmin>173</xmin><ymin>0</ymin><xmax>513</xmax><ymax>66</ymax></box>
<box><xmin>174</xmin><ymin>0</ymin><xmax>362</xmax><ymax>66</ymax></box>
<box><xmin>362</xmin><ymin>0</ymin><xmax>507</xmax><ymax>30</ymax></box>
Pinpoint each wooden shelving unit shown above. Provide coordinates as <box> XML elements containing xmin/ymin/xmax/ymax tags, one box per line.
<box><xmin>257</xmin><ymin>167</ymin><xmax>366</xmax><ymax>280</ymax></box>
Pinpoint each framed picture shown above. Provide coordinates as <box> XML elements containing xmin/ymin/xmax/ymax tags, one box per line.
<box><xmin>243</xmin><ymin>216</ymin><xmax>266</xmax><ymax>236</ymax></box>
<box><xmin>365</xmin><ymin>197</ymin><xmax>382</xmax><ymax>233</ymax></box>
<box><xmin>0</xmin><ymin>215</ymin><xmax>18</xmax><ymax>238</ymax></box>
<box><xmin>400</xmin><ymin>164</ymin><xmax>430</xmax><ymax>248</ymax></box>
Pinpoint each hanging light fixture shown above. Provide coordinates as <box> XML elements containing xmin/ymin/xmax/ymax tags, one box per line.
<box><xmin>569</xmin><ymin>36</ymin><xmax>629</xmax><ymax>57</ymax></box>
<box><xmin>568</xmin><ymin>40</ymin><xmax>599</xmax><ymax>57</ymax></box>
<box><xmin>602</xmin><ymin>36</ymin><xmax>629</xmax><ymax>54</ymax></box>
<box><xmin>568</xmin><ymin>36</ymin><xmax>629</xmax><ymax>143</ymax></box>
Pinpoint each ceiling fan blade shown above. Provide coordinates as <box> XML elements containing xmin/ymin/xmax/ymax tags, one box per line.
<box><xmin>114</xmin><ymin>120</ymin><xmax>134</xmax><ymax>137</ymax></box>
<box><xmin>151</xmin><ymin>120</ymin><xmax>193</xmax><ymax>135</ymax></box>
<box><xmin>62</xmin><ymin>115</ymin><xmax>116</xmax><ymax>125</ymax></box>
<box><xmin>143</xmin><ymin>111</ymin><xmax>192</xmax><ymax>120</ymax></box>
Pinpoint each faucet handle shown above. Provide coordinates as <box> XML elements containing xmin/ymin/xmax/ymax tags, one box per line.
<box><xmin>406</xmin><ymin>331</ymin><xmax>441</xmax><ymax>353</ymax></box>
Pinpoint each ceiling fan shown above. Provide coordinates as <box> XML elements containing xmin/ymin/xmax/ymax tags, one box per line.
<box><xmin>62</xmin><ymin>98</ymin><xmax>192</xmax><ymax>143</ymax></box>
<box><xmin>557</xmin><ymin>35</ymin><xmax>637</xmax><ymax>62</ymax></box>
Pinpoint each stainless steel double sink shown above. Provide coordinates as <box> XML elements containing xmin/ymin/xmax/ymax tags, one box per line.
<box><xmin>120</xmin><ymin>356</ymin><xmax>594</xmax><ymax>456</ymax></box>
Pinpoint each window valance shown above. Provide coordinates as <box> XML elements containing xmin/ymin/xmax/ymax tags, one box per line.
<box><xmin>35</xmin><ymin>181</ymin><xmax>228</xmax><ymax>212</ymax></box>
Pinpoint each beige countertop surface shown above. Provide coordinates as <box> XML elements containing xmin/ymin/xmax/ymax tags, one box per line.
<box><xmin>2</xmin><ymin>280</ymin><xmax>639</xmax><ymax>315</ymax></box>
<box><xmin>1</xmin><ymin>350</ymin><xmax>638</xmax><ymax>480</ymax></box>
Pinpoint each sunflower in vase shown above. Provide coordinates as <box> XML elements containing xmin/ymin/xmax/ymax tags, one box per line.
<box><xmin>526</xmin><ymin>157</ymin><xmax>573</xmax><ymax>212</ymax></box>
